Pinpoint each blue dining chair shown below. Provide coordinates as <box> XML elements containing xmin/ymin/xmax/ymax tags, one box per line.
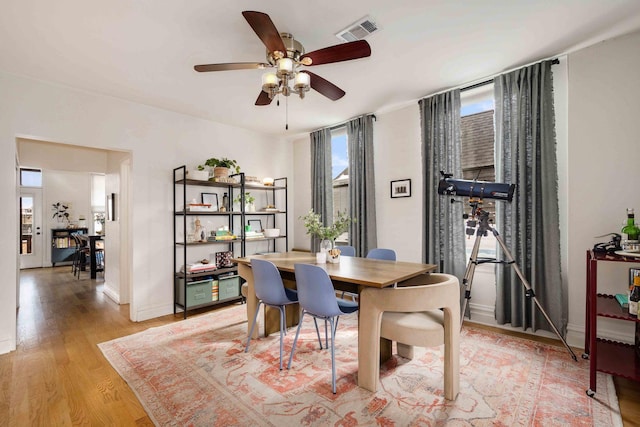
<box><xmin>245</xmin><ymin>258</ymin><xmax>299</xmax><ymax>370</ymax></box>
<box><xmin>338</xmin><ymin>245</ymin><xmax>356</xmax><ymax>257</ymax></box>
<box><xmin>287</xmin><ymin>263</ymin><xmax>358</xmax><ymax>394</ymax></box>
<box><xmin>366</xmin><ymin>248</ymin><xmax>396</xmax><ymax>261</ymax></box>
<box><xmin>335</xmin><ymin>245</ymin><xmax>357</xmax><ymax>301</ymax></box>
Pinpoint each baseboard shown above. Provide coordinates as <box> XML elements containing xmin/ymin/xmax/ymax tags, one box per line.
<box><xmin>468</xmin><ymin>302</ymin><xmax>563</xmax><ymax>341</ymax></box>
<box><xmin>0</xmin><ymin>336</ymin><xmax>16</xmax><ymax>355</ymax></box>
<box><xmin>102</xmin><ymin>285</ymin><xmax>120</xmax><ymax>304</ymax></box>
<box><xmin>565</xmin><ymin>323</ymin><xmax>585</xmax><ymax>349</ymax></box>
<box><xmin>134</xmin><ymin>303</ymin><xmax>174</xmax><ymax>322</ymax></box>
<box><xmin>468</xmin><ymin>302</ymin><xmax>496</xmax><ymax>325</ymax></box>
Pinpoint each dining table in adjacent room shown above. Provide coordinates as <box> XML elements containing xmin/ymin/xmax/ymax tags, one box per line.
<box><xmin>234</xmin><ymin>251</ymin><xmax>437</xmax><ymax>392</ymax></box>
<box><xmin>77</xmin><ymin>234</ymin><xmax>104</xmax><ymax>279</ymax></box>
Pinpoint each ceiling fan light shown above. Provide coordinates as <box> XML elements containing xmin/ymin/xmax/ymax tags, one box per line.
<box><xmin>277</xmin><ymin>58</ymin><xmax>293</xmax><ymax>75</ymax></box>
<box><xmin>294</xmin><ymin>72</ymin><xmax>310</xmax><ymax>90</ymax></box>
<box><xmin>262</xmin><ymin>73</ymin><xmax>278</xmax><ymax>89</ymax></box>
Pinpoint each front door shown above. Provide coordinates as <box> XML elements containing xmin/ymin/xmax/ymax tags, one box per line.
<box><xmin>20</xmin><ymin>188</ymin><xmax>44</xmax><ymax>269</ymax></box>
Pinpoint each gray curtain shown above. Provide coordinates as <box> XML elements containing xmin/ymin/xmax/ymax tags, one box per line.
<box><xmin>310</xmin><ymin>128</ymin><xmax>333</xmax><ymax>252</ymax></box>
<box><xmin>419</xmin><ymin>90</ymin><xmax>466</xmax><ymax>281</ymax></box>
<box><xmin>347</xmin><ymin>115</ymin><xmax>377</xmax><ymax>256</ymax></box>
<box><xmin>493</xmin><ymin>60</ymin><xmax>565</xmax><ymax>335</ymax></box>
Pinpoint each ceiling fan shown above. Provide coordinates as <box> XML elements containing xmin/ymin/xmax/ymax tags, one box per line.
<box><xmin>194</xmin><ymin>11</ymin><xmax>372</xmax><ymax>106</ymax></box>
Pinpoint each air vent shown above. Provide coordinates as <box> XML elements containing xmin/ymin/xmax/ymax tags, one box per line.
<box><xmin>335</xmin><ymin>16</ymin><xmax>378</xmax><ymax>42</ymax></box>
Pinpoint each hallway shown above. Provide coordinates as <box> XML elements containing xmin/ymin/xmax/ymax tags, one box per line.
<box><xmin>0</xmin><ymin>267</ymin><xmax>170</xmax><ymax>425</ymax></box>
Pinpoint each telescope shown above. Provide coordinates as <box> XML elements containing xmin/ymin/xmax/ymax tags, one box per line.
<box><xmin>438</xmin><ymin>174</ymin><xmax>515</xmax><ymax>202</ymax></box>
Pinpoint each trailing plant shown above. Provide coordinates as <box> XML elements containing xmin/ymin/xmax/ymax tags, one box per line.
<box><xmin>300</xmin><ymin>209</ymin><xmax>355</xmax><ymax>241</ymax></box>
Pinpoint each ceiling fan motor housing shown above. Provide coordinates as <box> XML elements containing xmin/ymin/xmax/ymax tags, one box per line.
<box><xmin>267</xmin><ymin>33</ymin><xmax>304</xmax><ymax>65</ymax></box>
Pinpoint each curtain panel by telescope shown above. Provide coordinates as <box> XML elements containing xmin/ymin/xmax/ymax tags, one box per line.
<box><xmin>493</xmin><ymin>60</ymin><xmax>565</xmax><ymax>335</ymax></box>
<box><xmin>347</xmin><ymin>114</ymin><xmax>377</xmax><ymax>256</ymax></box>
<box><xmin>310</xmin><ymin>128</ymin><xmax>333</xmax><ymax>252</ymax></box>
<box><xmin>419</xmin><ymin>90</ymin><xmax>466</xmax><ymax>283</ymax></box>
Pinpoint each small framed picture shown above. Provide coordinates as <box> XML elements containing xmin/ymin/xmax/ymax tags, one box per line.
<box><xmin>201</xmin><ymin>193</ymin><xmax>219</xmax><ymax>211</ymax></box>
<box><xmin>248</xmin><ymin>219</ymin><xmax>263</xmax><ymax>232</ymax></box>
<box><xmin>391</xmin><ymin>179</ymin><xmax>411</xmax><ymax>198</ymax></box>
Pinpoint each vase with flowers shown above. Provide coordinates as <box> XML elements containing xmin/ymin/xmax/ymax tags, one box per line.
<box><xmin>300</xmin><ymin>209</ymin><xmax>355</xmax><ymax>253</ymax></box>
<box><xmin>233</xmin><ymin>192</ymin><xmax>256</xmax><ymax>212</ymax></box>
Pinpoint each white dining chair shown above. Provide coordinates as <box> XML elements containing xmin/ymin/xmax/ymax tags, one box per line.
<box><xmin>358</xmin><ymin>273</ymin><xmax>460</xmax><ymax>400</ymax></box>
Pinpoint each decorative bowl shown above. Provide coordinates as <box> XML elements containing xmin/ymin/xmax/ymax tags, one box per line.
<box><xmin>263</xmin><ymin>228</ymin><xmax>280</xmax><ymax>238</ymax></box>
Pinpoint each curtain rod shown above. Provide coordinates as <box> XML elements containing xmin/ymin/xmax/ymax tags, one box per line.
<box><xmin>311</xmin><ymin>114</ymin><xmax>376</xmax><ymax>133</ymax></box>
<box><xmin>459</xmin><ymin>58</ymin><xmax>560</xmax><ymax>93</ymax></box>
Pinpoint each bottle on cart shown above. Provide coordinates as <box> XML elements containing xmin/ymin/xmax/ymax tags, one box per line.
<box><xmin>629</xmin><ymin>275</ymin><xmax>640</xmax><ymax>317</ymax></box>
<box><xmin>622</xmin><ymin>208</ymin><xmax>640</xmax><ymax>241</ymax></box>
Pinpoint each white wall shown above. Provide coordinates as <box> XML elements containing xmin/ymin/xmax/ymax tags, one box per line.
<box><xmin>374</xmin><ymin>106</ymin><xmax>423</xmax><ymax>262</ymax></box>
<box><xmin>565</xmin><ymin>30</ymin><xmax>640</xmax><ymax>346</ymax></box>
<box><xmin>103</xmin><ymin>150</ymin><xmax>129</xmax><ymax>304</ymax></box>
<box><xmin>0</xmin><ymin>71</ymin><xmax>291</xmax><ymax>354</ymax></box>
<box><xmin>292</xmin><ymin>135</ymin><xmax>311</xmax><ymax>250</ymax></box>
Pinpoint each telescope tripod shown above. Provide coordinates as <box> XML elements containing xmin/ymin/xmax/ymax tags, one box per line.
<box><xmin>462</xmin><ymin>206</ymin><xmax>577</xmax><ymax>361</ymax></box>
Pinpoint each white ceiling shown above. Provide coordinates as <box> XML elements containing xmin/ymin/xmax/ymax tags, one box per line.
<box><xmin>2</xmin><ymin>0</ymin><xmax>640</xmax><ymax>138</ymax></box>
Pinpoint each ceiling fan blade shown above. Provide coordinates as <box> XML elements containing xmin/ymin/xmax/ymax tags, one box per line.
<box><xmin>305</xmin><ymin>71</ymin><xmax>345</xmax><ymax>101</ymax></box>
<box><xmin>301</xmin><ymin>40</ymin><xmax>371</xmax><ymax>66</ymax></box>
<box><xmin>255</xmin><ymin>90</ymin><xmax>273</xmax><ymax>106</ymax></box>
<box><xmin>242</xmin><ymin>11</ymin><xmax>286</xmax><ymax>55</ymax></box>
<box><xmin>194</xmin><ymin>62</ymin><xmax>270</xmax><ymax>72</ymax></box>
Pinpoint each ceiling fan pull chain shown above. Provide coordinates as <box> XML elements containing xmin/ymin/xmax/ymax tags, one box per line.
<box><xmin>285</xmin><ymin>95</ymin><xmax>289</xmax><ymax>130</ymax></box>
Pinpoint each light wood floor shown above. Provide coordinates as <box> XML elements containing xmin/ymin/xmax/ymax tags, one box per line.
<box><xmin>1</xmin><ymin>267</ymin><xmax>639</xmax><ymax>426</ymax></box>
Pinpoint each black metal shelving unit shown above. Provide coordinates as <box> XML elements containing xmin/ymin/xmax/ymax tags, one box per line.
<box><xmin>172</xmin><ymin>166</ymin><xmax>288</xmax><ymax>318</ymax></box>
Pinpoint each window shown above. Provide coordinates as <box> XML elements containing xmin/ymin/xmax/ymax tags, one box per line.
<box><xmin>460</xmin><ymin>84</ymin><xmax>496</xmax><ymax>259</ymax></box>
<box><xmin>20</xmin><ymin>168</ymin><xmax>42</xmax><ymax>187</ymax></box>
<box><xmin>331</xmin><ymin>126</ymin><xmax>349</xmax><ymax>243</ymax></box>
<box><xmin>91</xmin><ymin>174</ymin><xmax>106</xmax><ymax>234</ymax></box>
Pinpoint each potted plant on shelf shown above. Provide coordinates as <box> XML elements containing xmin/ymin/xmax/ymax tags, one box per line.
<box><xmin>204</xmin><ymin>157</ymin><xmax>240</xmax><ymax>179</ymax></box>
<box><xmin>300</xmin><ymin>209</ymin><xmax>354</xmax><ymax>253</ymax></box>
<box><xmin>234</xmin><ymin>192</ymin><xmax>256</xmax><ymax>212</ymax></box>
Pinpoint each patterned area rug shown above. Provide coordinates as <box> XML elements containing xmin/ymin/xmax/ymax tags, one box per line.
<box><xmin>99</xmin><ymin>305</ymin><xmax>621</xmax><ymax>426</ymax></box>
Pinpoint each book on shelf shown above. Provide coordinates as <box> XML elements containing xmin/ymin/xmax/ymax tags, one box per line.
<box><xmin>181</xmin><ymin>263</ymin><xmax>217</xmax><ymax>274</ymax></box>
<box><xmin>615</xmin><ymin>293</ymin><xmax>628</xmax><ymax>308</ymax></box>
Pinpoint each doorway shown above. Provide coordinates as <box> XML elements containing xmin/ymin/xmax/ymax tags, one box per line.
<box><xmin>17</xmin><ymin>138</ymin><xmax>132</xmax><ymax>314</ymax></box>
<box><xmin>20</xmin><ymin>185</ymin><xmax>44</xmax><ymax>269</ymax></box>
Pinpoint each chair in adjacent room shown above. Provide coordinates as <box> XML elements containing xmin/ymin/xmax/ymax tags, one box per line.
<box><xmin>287</xmin><ymin>263</ymin><xmax>359</xmax><ymax>394</ymax></box>
<box><xmin>358</xmin><ymin>273</ymin><xmax>461</xmax><ymax>400</ymax></box>
<box><xmin>71</xmin><ymin>234</ymin><xmax>90</xmax><ymax>279</ymax></box>
<box><xmin>366</xmin><ymin>248</ymin><xmax>396</xmax><ymax>261</ymax></box>
<box><xmin>245</xmin><ymin>258</ymin><xmax>299</xmax><ymax>370</ymax></box>
<box><xmin>337</xmin><ymin>245</ymin><xmax>356</xmax><ymax>257</ymax></box>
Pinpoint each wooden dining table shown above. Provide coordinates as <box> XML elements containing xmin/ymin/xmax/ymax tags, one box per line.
<box><xmin>234</xmin><ymin>251</ymin><xmax>437</xmax><ymax>391</ymax></box>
